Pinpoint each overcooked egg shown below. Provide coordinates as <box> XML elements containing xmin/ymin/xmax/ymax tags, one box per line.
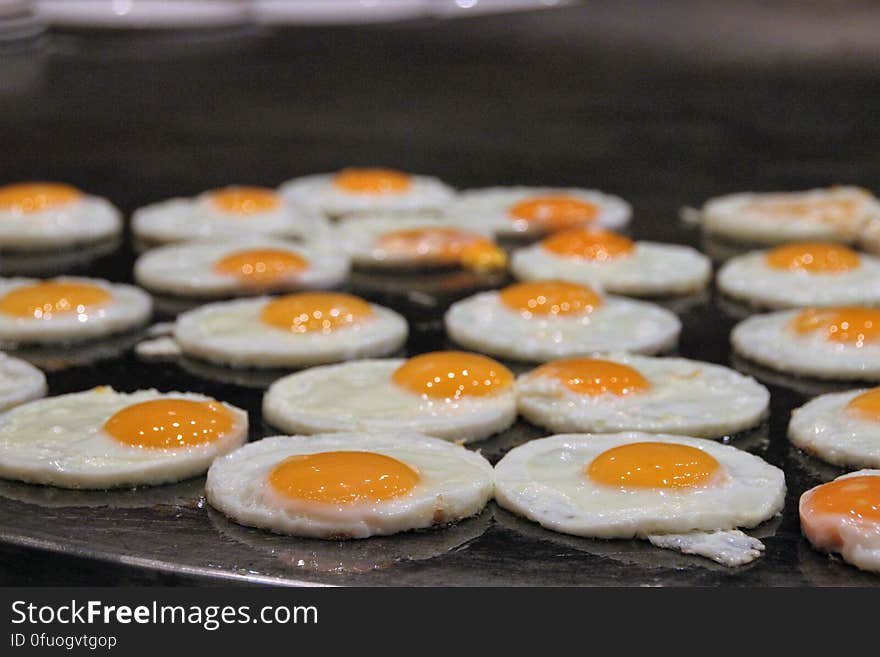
<box><xmin>0</xmin><ymin>352</ymin><xmax>46</xmax><ymax>411</ymax></box>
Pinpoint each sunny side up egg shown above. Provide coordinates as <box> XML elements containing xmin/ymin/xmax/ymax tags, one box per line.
<box><xmin>0</xmin><ymin>353</ymin><xmax>46</xmax><ymax>411</ymax></box>
<box><xmin>444</xmin><ymin>280</ymin><xmax>681</xmax><ymax>362</ymax></box>
<box><xmin>206</xmin><ymin>432</ymin><xmax>494</xmax><ymax>539</ymax></box>
<box><xmin>0</xmin><ymin>388</ymin><xmax>248</xmax><ymax>489</ymax></box>
<box><xmin>262</xmin><ymin>351</ymin><xmax>517</xmax><ymax>443</ymax></box>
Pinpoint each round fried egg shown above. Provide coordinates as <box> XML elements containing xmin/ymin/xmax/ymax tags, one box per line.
<box><xmin>0</xmin><ymin>277</ymin><xmax>152</xmax><ymax>345</ymax></box>
<box><xmin>0</xmin><ymin>352</ymin><xmax>46</xmax><ymax>411</ymax></box>
<box><xmin>0</xmin><ymin>388</ymin><xmax>248</xmax><ymax>489</ymax></box>
<box><xmin>731</xmin><ymin>307</ymin><xmax>880</xmax><ymax>380</ymax></box>
<box><xmin>699</xmin><ymin>186</ymin><xmax>880</xmax><ymax>245</ymax></box>
<box><xmin>279</xmin><ymin>168</ymin><xmax>454</xmax><ymax>218</ymax></box>
<box><xmin>494</xmin><ymin>432</ymin><xmax>785</xmax><ymax>539</ymax></box>
<box><xmin>800</xmin><ymin>469</ymin><xmax>880</xmax><ymax>574</ymax></box>
<box><xmin>134</xmin><ymin>238</ymin><xmax>350</xmax><ymax>298</ymax></box>
<box><xmin>442</xmin><ymin>186</ymin><xmax>631</xmax><ymax>239</ymax></box>
<box><xmin>510</xmin><ymin>228</ymin><xmax>711</xmax><ymax>296</ymax></box>
<box><xmin>789</xmin><ymin>387</ymin><xmax>880</xmax><ymax>468</ymax></box>
<box><xmin>444</xmin><ymin>280</ymin><xmax>680</xmax><ymax>362</ymax></box>
<box><xmin>132</xmin><ymin>186</ymin><xmax>327</xmax><ymax>245</ymax></box>
<box><xmin>173</xmin><ymin>291</ymin><xmax>407</xmax><ymax>368</ymax></box>
<box><xmin>0</xmin><ymin>182</ymin><xmax>122</xmax><ymax>251</ymax></box>
<box><xmin>262</xmin><ymin>352</ymin><xmax>517</xmax><ymax>442</ymax></box>
<box><xmin>206</xmin><ymin>432</ymin><xmax>494</xmax><ymax>539</ymax></box>
<box><xmin>516</xmin><ymin>354</ymin><xmax>769</xmax><ymax>438</ymax></box>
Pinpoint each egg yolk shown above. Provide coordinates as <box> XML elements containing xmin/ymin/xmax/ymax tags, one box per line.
<box><xmin>587</xmin><ymin>442</ymin><xmax>722</xmax><ymax>489</ymax></box>
<box><xmin>333</xmin><ymin>168</ymin><xmax>412</xmax><ymax>194</ymax></box>
<box><xmin>268</xmin><ymin>451</ymin><xmax>419</xmax><ymax>505</ymax></box>
<box><xmin>790</xmin><ymin>307</ymin><xmax>880</xmax><ymax>346</ymax></box>
<box><xmin>214</xmin><ymin>248</ymin><xmax>308</xmax><ymax>283</ymax></box>
<box><xmin>376</xmin><ymin>227</ymin><xmax>507</xmax><ymax>271</ymax></box>
<box><xmin>533</xmin><ymin>358</ymin><xmax>651</xmax><ymax>396</ymax></box>
<box><xmin>541</xmin><ymin>228</ymin><xmax>635</xmax><ymax>261</ymax></box>
<box><xmin>765</xmin><ymin>243</ymin><xmax>860</xmax><ymax>273</ymax></box>
<box><xmin>499</xmin><ymin>280</ymin><xmax>603</xmax><ymax>318</ymax></box>
<box><xmin>0</xmin><ymin>182</ymin><xmax>82</xmax><ymax>214</ymax></box>
<box><xmin>747</xmin><ymin>196</ymin><xmax>859</xmax><ymax>223</ymax></box>
<box><xmin>508</xmin><ymin>195</ymin><xmax>599</xmax><ymax>231</ymax></box>
<box><xmin>802</xmin><ymin>475</ymin><xmax>880</xmax><ymax>523</ymax></box>
<box><xmin>103</xmin><ymin>399</ymin><xmax>235</xmax><ymax>449</ymax></box>
<box><xmin>845</xmin><ymin>388</ymin><xmax>880</xmax><ymax>422</ymax></box>
<box><xmin>260</xmin><ymin>292</ymin><xmax>373</xmax><ymax>334</ymax></box>
<box><xmin>0</xmin><ymin>281</ymin><xmax>111</xmax><ymax>320</ymax></box>
<box><xmin>207</xmin><ymin>186</ymin><xmax>280</xmax><ymax>215</ymax></box>
<box><xmin>392</xmin><ymin>351</ymin><xmax>514</xmax><ymax>400</ymax></box>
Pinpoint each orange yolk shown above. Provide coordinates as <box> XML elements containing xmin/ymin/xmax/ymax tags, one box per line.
<box><xmin>0</xmin><ymin>182</ymin><xmax>82</xmax><ymax>214</ymax></box>
<box><xmin>790</xmin><ymin>307</ymin><xmax>880</xmax><ymax>346</ymax></box>
<box><xmin>259</xmin><ymin>292</ymin><xmax>373</xmax><ymax>334</ymax></box>
<box><xmin>333</xmin><ymin>168</ymin><xmax>412</xmax><ymax>194</ymax></box>
<box><xmin>268</xmin><ymin>451</ymin><xmax>419</xmax><ymax>505</ymax></box>
<box><xmin>207</xmin><ymin>186</ymin><xmax>280</xmax><ymax>215</ymax></box>
<box><xmin>376</xmin><ymin>227</ymin><xmax>507</xmax><ymax>271</ymax></box>
<box><xmin>499</xmin><ymin>280</ymin><xmax>603</xmax><ymax>317</ymax></box>
<box><xmin>103</xmin><ymin>399</ymin><xmax>235</xmax><ymax>449</ymax></box>
<box><xmin>846</xmin><ymin>388</ymin><xmax>880</xmax><ymax>422</ymax></box>
<box><xmin>587</xmin><ymin>442</ymin><xmax>722</xmax><ymax>489</ymax></box>
<box><xmin>0</xmin><ymin>281</ymin><xmax>111</xmax><ymax>320</ymax></box>
<box><xmin>765</xmin><ymin>243</ymin><xmax>860</xmax><ymax>273</ymax></box>
<box><xmin>214</xmin><ymin>248</ymin><xmax>308</xmax><ymax>283</ymax></box>
<box><xmin>802</xmin><ymin>475</ymin><xmax>880</xmax><ymax>523</ymax></box>
<box><xmin>508</xmin><ymin>195</ymin><xmax>599</xmax><ymax>231</ymax></box>
<box><xmin>747</xmin><ymin>197</ymin><xmax>859</xmax><ymax>223</ymax></box>
<box><xmin>541</xmin><ymin>228</ymin><xmax>635</xmax><ymax>261</ymax></box>
<box><xmin>392</xmin><ymin>351</ymin><xmax>514</xmax><ymax>400</ymax></box>
<box><xmin>533</xmin><ymin>358</ymin><xmax>651</xmax><ymax>396</ymax></box>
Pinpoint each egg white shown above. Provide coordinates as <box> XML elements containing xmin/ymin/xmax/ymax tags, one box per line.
<box><xmin>262</xmin><ymin>359</ymin><xmax>517</xmax><ymax>442</ymax></box>
<box><xmin>0</xmin><ymin>388</ymin><xmax>248</xmax><ymax>489</ymax></box>
<box><xmin>789</xmin><ymin>390</ymin><xmax>880</xmax><ymax>468</ymax></box>
<box><xmin>0</xmin><ymin>194</ymin><xmax>121</xmax><ymax>251</ymax></box>
<box><xmin>0</xmin><ymin>352</ymin><xmax>46</xmax><ymax>411</ymax></box>
<box><xmin>205</xmin><ymin>432</ymin><xmax>494</xmax><ymax>539</ymax></box>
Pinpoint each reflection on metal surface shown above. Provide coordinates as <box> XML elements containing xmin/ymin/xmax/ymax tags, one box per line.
<box><xmin>4</xmin><ymin>329</ymin><xmax>144</xmax><ymax>371</ymax></box>
<box><xmin>0</xmin><ymin>238</ymin><xmax>121</xmax><ymax>277</ymax></box>
<box><xmin>0</xmin><ymin>476</ymin><xmax>205</xmax><ymax>509</ymax></box>
<box><xmin>730</xmin><ymin>354</ymin><xmax>860</xmax><ymax>398</ymax></box>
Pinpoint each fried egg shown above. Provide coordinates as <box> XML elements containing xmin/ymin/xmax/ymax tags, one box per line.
<box><xmin>515</xmin><ymin>354</ymin><xmax>768</xmax><ymax>438</ymax></box>
<box><xmin>699</xmin><ymin>186</ymin><xmax>880</xmax><ymax>245</ymax></box>
<box><xmin>0</xmin><ymin>277</ymin><xmax>152</xmax><ymax>345</ymax></box>
<box><xmin>0</xmin><ymin>352</ymin><xmax>46</xmax><ymax>411</ymax></box>
<box><xmin>173</xmin><ymin>291</ymin><xmax>407</xmax><ymax>368</ymax></box>
<box><xmin>262</xmin><ymin>352</ymin><xmax>517</xmax><ymax>442</ymax></box>
<box><xmin>800</xmin><ymin>469</ymin><xmax>880</xmax><ymax>574</ymax></box>
<box><xmin>0</xmin><ymin>182</ymin><xmax>122</xmax><ymax>250</ymax></box>
<box><xmin>279</xmin><ymin>168</ymin><xmax>454</xmax><ymax>218</ymax></box>
<box><xmin>442</xmin><ymin>186</ymin><xmax>631</xmax><ymax>239</ymax></box>
<box><xmin>510</xmin><ymin>228</ymin><xmax>711</xmax><ymax>296</ymax></box>
<box><xmin>132</xmin><ymin>186</ymin><xmax>328</xmax><ymax>245</ymax></box>
<box><xmin>206</xmin><ymin>432</ymin><xmax>493</xmax><ymax>539</ymax></box>
<box><xmin>789</xmin><ymin>387</ymin><xmax>880</xmax><ymax>468</ymax></box>
<box><xmin>134</xmin><ymin>238</ymin><xmax>350</xmax><ymax>298</ymax></box>
<box><xmin>0</xmin><ymin>388</ymin><xmax>248</xmax><ymax>489</ymax></box>
<box><xmin>444</xmin><ymin>280</ymin><xmax>680</xmax><ymax>362</ymax></box>
<box><xmin>732</xmin><ymin>307</ymin><xmax>880</xmax><ymax>380</ymax></box>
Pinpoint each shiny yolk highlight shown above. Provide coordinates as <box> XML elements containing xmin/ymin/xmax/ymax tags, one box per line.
<box><xmin>802</xmin><ymin>475</ymin><xmax>880</xmax><ymax>523</ymax></box>
<box><xmin>790</xmin><ymin>307</ymin><xmax>880</xmax><ymax>346</ymax></box>
<box><xmin>268</xmin><ymin>451</ymin><xmax>419</xmax><ymax>505</ymax></box>
<box><xmin>333</xmin><ymin>168</ymin><xmax>412</xmax><ymax>194</ymax></box>
<box><xmin>259</xmin><ymin>292</ymin><xmax>373</xmax><ymax>334</ymax></box>
<box><xmin>846</xmin><ymin>388</ymin><xmax>880</xmax><ymax>422</ymax></box>
<box><xmin>541</xmin><ymin>228</ymin><xmax>635</xmax><ymax>261</ymax></box>
<box><xmin>508</xmin><ymin>195</ymin><xmax>599</xmax><ymax>230</ymax></box>
<box><xmin>103</xmin><ymin>399</ymin><xmax>235</xmax><ymax>449</ymax></box>
<box><xmin>587</xmin><ymin>442</ymin><xmax>722</xmax><ymax>489</ymax></box>
<box><xmin>0</xmin><ymin>182</ymin><xmax>82</xmax><ymax>214</ymax></box>
<box><xmin>392</xmin><ymin>351</ymin><xmax>514</xmax><ymax>400</ymax></box>
<box><xmin>533</xmin><ymin>358</ymin><xmax>651</xmax><ymax>396</ymax></box>
<box><xmin>207</xmin><ymin>186</ymin><xmax>280</xmax><ymax>215</ymax></box>
<box><xmin>499</xmin><ymin>281</ymin><xmax>602</xmax><ymax>318</ymax></box>
<box><xmin>214</xmin><ymin>248</ymin><xmax>308</xmax><ymax>283</ymax></box>
<box><xmin>0</xmin><ymin>282</ymin><xmax>111</xmax><ymax>320</ymax></box>
<box><xmin>765</xmin><ymin>243</ymin><xmax>860</xmax><ymax>273</ymax></box>
<box><xmin>376</xmin><ymin>227</ymin><xmax>507</xmax><ymax>271</ymax></box>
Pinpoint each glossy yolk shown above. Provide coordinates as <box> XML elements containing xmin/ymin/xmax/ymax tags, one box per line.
<box><xmin>0</xmin><ymin>281</ymin><xmax>111</xmax><ymax>320</ymax></box>
<box><xmin>268</xmin><ymin>451</ymin><xmax>419</xmax><ymax>505</ymax></box>
<box><xmin>508</xmin><ymin>195</ymin><xmax>599</xmax><ymax>230</ymax></box>
<box><xmin>376</xmin><ymin>227</ymin><xmax>507</xmax><ymax>271</ymax></box>
<box><xmin>802</xmin><ymin>475</ymin><xmax>880</xmax><ymax>523</ymax></box>
<box><xmin>392</xmin><ymin>351</ymin><xmax>514</xmax><ymax>400</ymax></box>
<box><xmin>747</xmin><ymin>197</ymin><xmax>859</xmax><ymax>223</ymax></box>
<box><xmin>213</xmin><ymin>248</ymin><xmax>308</xmax><ymax>283</ymax></box>
<box><xmin>207</xmin><ymin>186</ymin><xmax>280</xmax><ymax>214</ymax></box>
<box><xmin>499</xmin><ymin>280</ymin><xmax>603</xmax><ymax>317</ymax></box>
<box><xmin>541</xmin><ymin>228</ymin><xmax>635</xmax><ymax>260</ymax></box>
<box><xmin>845</xmin><ymin>387</ymin><xmax>880</xmax><ymax>422</ymax></box>
<box><xmin>103</xmin><ymin>399</ymin><xmax>235</xmax><ymax>449</ymax></box>
<box><xmin>333</xmin><ymin>168</ymin><xmax>412</xmax><ymax>194</ymax></box>
<box><xmin>533</xmin><ymin>358</ymin><xmax>651</xmax><ymax>396</ymax></box>
<box><xmin>0</xmin><ymin>182</ymin><xmax>82</xmax><ymax>214</ymax></box>
<box><xmin>765</xmin><ymin>243</ymin><xmax>860</xmax><ymax>273</ymax></box>
<box><xmin>259</xmin><ymin>292</ymin><xmax>373</xmax><ymax>334</ymax></box>
<box><xmin>587</xmin><ymin>442</ymin><xmax>722</xmax><ymax>489</ymax></box>
<box><xmin>790</xmin><ymin>307</ymin><xmax>880</xmax><ymax>346</ymax></box>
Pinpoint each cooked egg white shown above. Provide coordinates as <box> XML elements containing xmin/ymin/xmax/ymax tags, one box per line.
<box><xmin>0</xmin><ymin>352</ymin><xmax>46</xmax><ymax>411</ymax></box>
